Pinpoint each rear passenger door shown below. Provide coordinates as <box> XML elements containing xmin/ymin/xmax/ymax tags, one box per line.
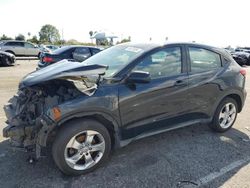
<box><xmin>24</xmin><ymin>42</ymin><xmax>39</xmax><ymax>56</ymax></box>
<box><xmin>186</xmin><ymin>45</ymin><xmax>224</xmax><ymax>119</ymax></box>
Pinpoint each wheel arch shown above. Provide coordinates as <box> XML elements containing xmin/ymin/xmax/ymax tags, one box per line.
<box><xmin>5</xmin><ymin>50</ymin><xmax>15</xmax><ymax>56</ymax></box>
<box><xmin>226</xmin><ymin>94</ymin><xmax>242</xmax><ymax>112</ymax></box>
<box><xmin>48</xmin><ymin>112</ymin><xmax>121</xmax><ymax>149</ymax></box>
<box><xmin>214</xmin><ymin>91</ymin><xmax>244</xmax><ymax>114</ymax></box>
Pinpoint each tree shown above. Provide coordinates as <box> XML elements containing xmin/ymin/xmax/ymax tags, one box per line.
<box><xmin>120</xmin><ymin>36</ymin><xmax>131</xmax><ymax>44</ymax></box>
<box><xmin>39</xmin><ymin>24</ymin><xmax>60</xmax><ymax>43</ymax></box>
<box><xmin>0</xmin><ymin>34</ymin><xmax>13</xmax><ymax>40</ymax></box>
<box><xmin>89</xmin><ymin>31</ymin><xmax>94</xmax><ymax>43</ymax></box>
<box><xmin>96</xmin><ymin>38</ymin><xmax>109</xmax><ymax>46</ymax></box>
<box><xmin>15</xmin><ymin>34</ymin><xmax>25</xmax><ymax>41</ymax></box>
<box><xmin>27</xmin><ymin>32</ymin><xmax>31</xmax><ymax>39</ymax></box>
<box><xmin>89</xmin><ymin>31</ymin><xmax>93</xmax><ymax>37</ymax></box>
<box><xmin>66</xmin><ymin>39</ymin><xmax>80</xmax><ymax>45</ymax></box>
<box><xmin>27</xmin><ymin>35</ymin><xmax>39</xmax><ymax>44</ymax></box>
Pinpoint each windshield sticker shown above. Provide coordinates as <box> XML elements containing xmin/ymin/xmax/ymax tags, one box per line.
<box><xmin>125</xmin><ymin>47</ymin><xmax>142</xmax><ymax>53</ymax></box>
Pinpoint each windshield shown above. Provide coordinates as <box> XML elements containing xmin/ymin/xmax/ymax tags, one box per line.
<box><xmin>83</xmin><ymin>45</ymin><xmax>144</xmax><ymax>77</ymax></box>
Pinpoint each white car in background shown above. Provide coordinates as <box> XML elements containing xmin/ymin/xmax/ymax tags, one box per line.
<box><xmin>0</xmin><ymin>40</ymin><xmax>41</xmax><ymax>57</ymax></box>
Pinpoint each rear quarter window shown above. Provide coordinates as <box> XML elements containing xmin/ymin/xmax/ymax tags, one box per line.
<box><xmin>189</xmin><ymin>47</ymin><xmax>222</xmax><ymax>73</ymax></box>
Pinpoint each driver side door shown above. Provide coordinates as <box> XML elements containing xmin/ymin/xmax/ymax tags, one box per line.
<box><xmin>118</xmin><ymin>46</ymin><xmax>190</xmax><ymax>139</ymax></box>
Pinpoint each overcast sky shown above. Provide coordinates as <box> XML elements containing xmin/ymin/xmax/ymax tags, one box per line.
<box><xmin>0</xmin><ymin>0</ymin><xmax>249</xmax><ymax>47</ymax></box>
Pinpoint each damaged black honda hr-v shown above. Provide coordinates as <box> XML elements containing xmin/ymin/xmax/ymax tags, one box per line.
<box><xmin>3</xmin><ymin>42</ymin><xmax>247</xmax><ymax>175</ymax></box>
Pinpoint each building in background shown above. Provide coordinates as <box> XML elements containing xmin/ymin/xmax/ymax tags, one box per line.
<box><xmin>90</xmin><ymin>31</ymin><xmax>118</xmax><ymax>46</ymax></box>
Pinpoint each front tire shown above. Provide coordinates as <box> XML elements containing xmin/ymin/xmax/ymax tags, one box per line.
<box><xmin>52</xmin><ymin>119</ymin><xmax>111</xmax><ymax>176</ymax></box>
<box><xmin>209</xmin><ymin>97</ymin><xmax>238</xmax><ymax>132</ymax></box>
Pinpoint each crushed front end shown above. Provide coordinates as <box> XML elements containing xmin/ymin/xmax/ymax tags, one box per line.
<box><xmin>3</xmin><ymin>80</ymin><xmax>83</xmax><ymax>159</ymax></box>
<box><xmin>2</xmin><ymin>61</ymin><xmax>107</xmax><ymax>160</ymax></box>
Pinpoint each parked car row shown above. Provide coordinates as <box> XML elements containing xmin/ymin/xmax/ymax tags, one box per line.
<box><xmin>227</xmin><ymin>47</ymin><xmax>250</xmax><ymax>66</ymax></box>
<box><xmin>0</xmin><ymin>40</ymin><xmax>103</xmax><ymax>67</ymax></box>
<box><xmin>231</xmin><ymin>52</ymin><xmax>250</xmax><ymax>66</ymax></box>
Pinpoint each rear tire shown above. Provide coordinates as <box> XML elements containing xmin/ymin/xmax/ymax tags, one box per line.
<box><xmin>52</xmin><ymin>119</ymin><xmax>111</xmax><ymax>176</ymax></box>
<box><xmin>209</xmin><ymin>97</ymin><xmax>238</xmax><ymax>132</ymax></box>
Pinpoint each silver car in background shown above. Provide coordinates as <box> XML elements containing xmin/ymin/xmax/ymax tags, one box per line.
<box><xmin>0</xmin><ymin>40</ymin><xmax>41</xmax><ymax>57</ymax></box>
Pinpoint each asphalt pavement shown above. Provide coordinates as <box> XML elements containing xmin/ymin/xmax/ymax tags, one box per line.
<box><xmin>0</xmin><ymin>60</ymin><xmax>250</xmax><ymax>188</ymax></box>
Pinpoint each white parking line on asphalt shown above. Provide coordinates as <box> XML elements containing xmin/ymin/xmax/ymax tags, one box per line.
<box><xmin>197</xmin><ymin>157</ymin><xmax>250</xmax><ymax>187</ymax></box>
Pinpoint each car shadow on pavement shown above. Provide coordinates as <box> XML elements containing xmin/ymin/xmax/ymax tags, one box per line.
<box><xmin>0</xmin><ymin>124</ymin><xmax>250</xmax><ymax>188</ymax></box>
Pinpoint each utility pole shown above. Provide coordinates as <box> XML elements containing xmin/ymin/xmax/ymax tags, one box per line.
<box><xmin>61</xmin><ymin>28</ymin><xmax>64</xmax><ymax>45</ymax></box>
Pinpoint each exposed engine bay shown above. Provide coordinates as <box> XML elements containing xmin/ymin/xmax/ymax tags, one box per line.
<box><xmin>3</xmin><ymin>78</ymin><xmax>97</xmax><ymax>158</ymax></box>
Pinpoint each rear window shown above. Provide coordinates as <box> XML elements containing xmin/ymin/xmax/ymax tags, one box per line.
<box><xmin>189</xmin><ymin>47</ymin><xmax>222</xmax><ymax>73</ymax></box>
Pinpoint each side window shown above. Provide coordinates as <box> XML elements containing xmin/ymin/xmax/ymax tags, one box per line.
<box><xmin>74</xmin><ymin>47</ymin><xmax>91</xmax><ymax>56</ymax></box>
<box><xmin>4</xmin><ymin>42</ymin><xmax>12</xmax><ymax>46</ymax></box>
<box><xmin>189</xmin><ymin>47</ymin><xmax>221</xmax><ymax>73</ymax></box>
<box><xmin>62</xmin><ymin>48</ymin><xmax>75</xmax><ymax>58</ymax></box>
<box><xmin>133</xmin><ymin>47</ymin><xmax>182</xmax><ymax>79</ymax></box>
<box><xmin>5</xmin><ymin>42</ymin><xmax>23</xmax><ymax>47</ymax></box>
<box><xmin>25</xmin><ymin>42</ymin><xmax>35</xmax><ymax>48</ymax></box>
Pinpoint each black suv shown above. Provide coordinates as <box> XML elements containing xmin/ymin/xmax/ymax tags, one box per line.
<box><xmin>3</xmin><ymin>43</ymin><xmax>247</xmax><ymax>175</ymax></box>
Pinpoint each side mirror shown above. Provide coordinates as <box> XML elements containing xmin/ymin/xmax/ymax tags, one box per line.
<box><xmin>127</xmin><ymin>71</ymin><xmax>151</xmax><ymax>83</ymax></box>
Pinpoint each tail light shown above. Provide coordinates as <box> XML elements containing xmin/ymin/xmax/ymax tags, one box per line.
<box><xmin>240</xmin><ymin>69</ymin><xmax>246</xmax><ymax>76</ymax></box>
<box><xmin>43</xmin><ymin>57</ymin><xmax>53</xmax><ymax>63</ymax></box>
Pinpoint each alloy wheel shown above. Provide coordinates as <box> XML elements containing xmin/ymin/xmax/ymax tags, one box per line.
<box><xmin>64</xmin><ymin>130</ymin><xmax>105</xmax><ymax>171</ymax></box>
<box><xmin>219</xmin><ymin>102</ymin><xmax>237</xmax><ymax>129</ymax></box>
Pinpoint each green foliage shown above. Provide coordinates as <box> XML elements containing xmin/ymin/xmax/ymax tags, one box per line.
<box><xmin>15</xmin><ymin>34</ymin><xmax>25</xmax><ymax>41</ymax></box>
<box><xmin>118</xmin><ymin>36</ymin><xmax>131</xmax><ymax>44</ymax></box>
<box><xmin>65</xmin><ymin>39</ymin><xmax>95</xmax><ymax>46</ymax></box>
<box><xmin>39</xmin><ymin>24</ymin><xmax>60</xmax><ymax>43</ymax></box>
<box><xmin>89</xmin><ymin>31</ymin><xmax>93</xmax><ymax>37</ymax></box>
<box><xmin>27</xmin><ymin>35</ymin><xmax>39</xmax><ymax>44</ymax></box>
<box><xmin>0</xmin><ymin>34</ymin><xmax>13</xmax><ymax>40</ymax></box>
<box><xmin>96</xmin><ymin>38</ymin><xmax>109</xmax><ymax>46</ymax></box>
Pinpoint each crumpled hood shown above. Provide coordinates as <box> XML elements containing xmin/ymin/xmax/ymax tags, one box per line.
<box><xmin>20</xmin><ymin>59</ymin><xmax>108</xmax><ymax>88</ymax></box>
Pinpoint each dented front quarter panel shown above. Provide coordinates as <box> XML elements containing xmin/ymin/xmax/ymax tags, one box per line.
<box><xmin>3</xmin><ymin>80</ymin><xmax>121</xmax><ymax>159</ymax></box>
<box><xmin>3</xmin><ymin>60</ymin><xmax>114</xmax><ymax>159</ymax></box>
<box><xmin>48</xmin><ymin>83</ymin><xmax>121</xmax><ymax>130</ymax></box>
